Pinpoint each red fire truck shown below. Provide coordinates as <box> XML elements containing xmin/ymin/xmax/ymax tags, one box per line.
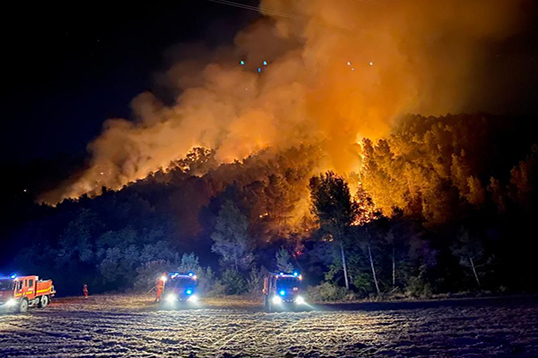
<box><xmin>0</xmin><ymin>275</ymin><xmax>56</xmax><ymax>313</ymax></box>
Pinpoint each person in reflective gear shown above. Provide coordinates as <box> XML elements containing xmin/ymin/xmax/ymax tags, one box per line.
<box><xmin>155</xmin><ymin>273</ymin><xmax>166</xmax><ymax>303</ymax></box>
<box><xmin>83</xmin><ymin>284</ymin><xmax>89</xmax><ymax>299</ymax></box>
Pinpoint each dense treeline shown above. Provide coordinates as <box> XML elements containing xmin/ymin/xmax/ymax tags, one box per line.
<box><xmin>2</xmin><ymin>113</ymin><xmax>538</xmax><ymax>298</ymax></box>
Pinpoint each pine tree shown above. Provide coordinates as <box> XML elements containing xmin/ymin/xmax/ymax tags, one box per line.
<box><xmin>276</xmin><ymin>247</ymin><xmax>294</xmax><ymax>273</ymax></box>
<box><xmin>211</xmin><ymin>200</ymin><xmax>254</xmax><ymax>271</ymax></box>
<box><xmin>309</xmin><ymin>172</ymin><xmax>357</xmax><ymax>289</ymax></box>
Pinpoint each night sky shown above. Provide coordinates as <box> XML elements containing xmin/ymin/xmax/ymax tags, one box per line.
<box><xmin>1</xmin><ymin>1</ymin><xmax>259</xmax><ymax>164</ymax></box>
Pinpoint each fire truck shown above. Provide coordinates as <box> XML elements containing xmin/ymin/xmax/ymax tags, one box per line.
<box><xmin>263</xmin><ymin>272</ymin><xmax>307</xmax><ymax>311</ymax></box>
<box><xmin>0</xmin><ymin>275</ymin><xmax>56</xmax><ymax>313</ymax></box>
<box><xmin>161</xmin><ymin>272</ymin><xmax>199</xmax><ymax>306</ymax></box>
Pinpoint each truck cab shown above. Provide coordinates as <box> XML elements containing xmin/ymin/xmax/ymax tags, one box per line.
<box><xmin>263</xmin><ymin>272</ymin><xmax>307</xmax><ymax>311</ymax></box>
<box><xmin>0</xmin><ymin>275</ymin><xmax>55</xmax><ymax>313</ymax></box>
<box><xmin>161</xmin><ymin>272</ymin><xmax>199</xmax><ymax>306</ymax></box>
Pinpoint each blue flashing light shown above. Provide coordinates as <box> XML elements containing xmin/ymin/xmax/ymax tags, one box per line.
<box><xmin>240</xmin><ymin>60</ymin><xmax>245</xmax><ymax>65</ymax></box>
<box><xmin>188</xmin><ymin>272</ymin><xmax>194</xmax><ymax>277</ymax></box>
<box><xmin>279</xmin><ymin>290</ymin><xmax>286</xmax><ymax>296</ymax></box>
<box><xmin>10</xmin><ymin>274</ymin><xmax>16</xmax><ymax>279</ymax></box>
<box><xmin>263</xmin><ymin>60</ymin><xmax>268</xmax><ymax>66</ymax></box>
<box><xmin>293</xmin><ymin>272</ymin><xmax>298</xmax><ymax>277</ymax></box>
<box><xmin>257</xmin><ymin>67</ymin><xmax>262</xmax><ymax>73</ymax></box>
<box><xmin>279</xmin><ymin>272</ymin><xmax>284</xmax><ymax>276</ymax></box>
<box><xmin>186</xmin><ymin>289</ymin><xmax>193</xmax><ymax>295</ymax></box>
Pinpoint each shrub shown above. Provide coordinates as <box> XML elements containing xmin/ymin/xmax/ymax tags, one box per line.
<box><xmin>246</xmin><ymin>266</ymin><xmax>264</xmax><ymax>297</ymax></box>
<box><xmin>306</xmin><ymin>282</ymin><xmax>350</xmax><ymax>302</ymax></box>
<box><xmin>133</xmin><ymin>260</ymin><xmax>174</xmax><ymax>292</ymax></box>
<box><xmin>221</xmin><ymin>268</ymin><xmax>247</xmax><ymax>295</ymax></box>
<box><xmin>197</xmin><ymin>267</ymin><xmax>226</xmax><ymax>297</ymax></box>
<box><xmin>406</xmin><ymin>276</ymin><xmax>433</xmax><ymax>298</ymax></box>
<box><xmin>177</xmin><ymin>252</ymin><xmax>202</xmax><ymax>274</ymax></box>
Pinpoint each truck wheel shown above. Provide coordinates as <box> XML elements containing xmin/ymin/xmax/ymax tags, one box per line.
<box><xmin>18</xmin><ymin>299</ymin><xmax>28</xmax><ymax>313</ymax></box>
<box><xmin>39</xmin><ymin>295</ymin><xmax>49</xmax><ymax>308</ymax></box>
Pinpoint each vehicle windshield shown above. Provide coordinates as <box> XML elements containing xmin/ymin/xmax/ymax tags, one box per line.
<box><xmin>168</xmin><ymin>277</ymin><xmax>197</xmax><ymax>288</ymax></box>
<box><xmin>0</xmin><ymin>279</ymin><xmax>14</xmax><ymax>291</ymax></box>
<box><xmin>276</xmin><ymin>277</ymin><xmax>300</xmax><ymax>291</ymax></box>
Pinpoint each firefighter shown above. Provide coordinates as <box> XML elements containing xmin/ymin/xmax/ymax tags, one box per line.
<box><xmin>155</xmin><ymin>273</ymin><xmax>166</xmax><ymax>303</ymax></box>
<box><xmin>83</xmin><ymin>284</ymin><xmax>89</xmax><ymax>299</ymax></box>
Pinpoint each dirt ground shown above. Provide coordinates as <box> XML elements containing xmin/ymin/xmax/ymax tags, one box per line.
<box><xmin>1</xmin><ymin>295</ymin><xmax>537</xmax><ymax>357</ymax></box>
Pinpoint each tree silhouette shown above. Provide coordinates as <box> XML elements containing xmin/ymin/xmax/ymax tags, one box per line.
<box><xmin>211</xmin><ymin>200</ymin><xmax>254</xmax><ymax>271</ymax></box>
<box><xmin>275</xmin><ymin>246</ymin><xmax>294</xmax><ymax>273</ymax></box>
<box><xmin>309</xmin><ymin>172</ymin><xmax>357</xmax><ymax>289</ymax></box>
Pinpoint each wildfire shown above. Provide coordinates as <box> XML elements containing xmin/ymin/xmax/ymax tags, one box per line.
<box><xmin>39</xmin><ymin>0</ymin><xmax>528</xmax><ymax>206</ymax></box>
<box><xmin>351</xmin><ymin>207</ymin><xmax>376</xmax><ymax>227</ymax></box>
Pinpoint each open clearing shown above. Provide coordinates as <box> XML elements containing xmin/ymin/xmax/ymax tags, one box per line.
<box><xmin>1</xmin><ymin>295</ymin><xmax>537</xmax><ymax>357</ymax></box>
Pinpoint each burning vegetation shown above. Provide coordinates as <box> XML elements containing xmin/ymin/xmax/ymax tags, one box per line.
<box><xmin>39</xmin><ymin>0</ymin><xmax>532</xmax><ymax>205</ymax></box>
<box><xmin>9</xmin><ymin>111</ymin><xmax>538</xmax><ymax>298</ymax></box>
<box><xmin>4</xmin><ymin>0</ymin><xmax>538</xmax><ymax>298</ymax></box>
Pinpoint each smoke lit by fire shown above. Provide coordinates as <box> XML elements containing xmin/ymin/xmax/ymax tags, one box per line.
<box><xmin>40</xmin><ymin>0</ymin><xmax>530</xmax><ymax>205</ymax></box>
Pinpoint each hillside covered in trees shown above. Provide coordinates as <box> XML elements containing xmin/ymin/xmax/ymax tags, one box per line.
<box><xmin>2</xmin><ymin>113</ymin><xmax>538</xmax><ymax>298</ymax></box>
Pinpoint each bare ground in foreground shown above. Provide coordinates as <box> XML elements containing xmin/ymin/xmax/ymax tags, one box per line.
<box><xmin>0</xmin><ymin>295</ymin><xmax>537</xmax><ymax>357</ymax></box>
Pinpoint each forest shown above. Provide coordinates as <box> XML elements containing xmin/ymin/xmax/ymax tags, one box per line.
<box><xmin>2</xmin><ymin>112</ymin><xmax>538</xmax><ymax>299</ymax></box>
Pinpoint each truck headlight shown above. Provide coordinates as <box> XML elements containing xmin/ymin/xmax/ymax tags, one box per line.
<box><xmin>187</xmin><ymin>294</ymin><xmax>198</xmax><ymax>302</ymax></box>
<box><xmin>165</xmin><ymin>294</ymin><xmax>177</xmax><ymax>303</ymax></box>
<box><xmin>272</xmin><ymin>295</ymin><xmax>282</xmax><ymax>304</ymax></box>
<box><xmin>296</xmin><ymin>296</ymin><xmax>306</xmax><ymax>305</ymax></box>
<box><xmin>6</xmin><ymin>299</ymin><xmax>16</xmax><ymax>307</ymax></box>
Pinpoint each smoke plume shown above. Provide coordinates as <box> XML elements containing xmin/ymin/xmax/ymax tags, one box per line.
<box><xmin>40</xmin><ymin>0</ymin><xmax>529</xmax><ymax>205</ymax></box>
